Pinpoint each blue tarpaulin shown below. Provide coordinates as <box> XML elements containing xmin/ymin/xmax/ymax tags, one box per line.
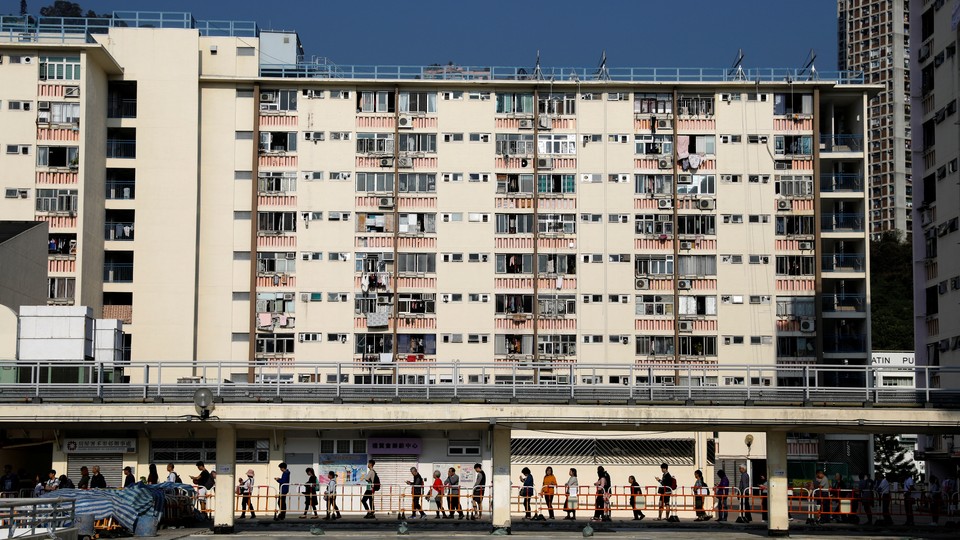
<box><xmin>42</xmin><ymin>482</ymin><xmax>195</xmax><ymax>532</ymax></box>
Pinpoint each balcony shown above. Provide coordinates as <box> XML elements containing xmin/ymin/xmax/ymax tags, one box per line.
<box><xmin>106</xmin><ymin>139</ymin><xmax>136</xmax><ymax>159</ymax></box>
<box><xmin>821</xmin><ymin>213</ymin><xmax>864</xmax><ymax>232</ymax></box>
<box><xmin>105</xmin><ymin>180</ymin><xmax>135</xmax><ymax>200</ymax></box>
<box><xmin>819</xmin><ymin>134</ymin><xmax>863</xmax><ymax>153</ymax></box>
<box><xmin>107</xmin><ymin>99</ymin><xmax>137</xmax><ymax>119</ymax></box>
<box><xmin>821</xmin><ymin>293</ymin><xmax>866</xmax><ymax>313</ymax></box>
<box><xmin>103</xmin><ymin>262</ymin><xmax>133</xmax><ymax>283</ymax></box>
<box><xmin>823</xmin><ymin>334</ymin><xmax>866</xmax><ymax>354</ymax></box>
<box><xmin>820</xmin><ymin>173</ymin><xmax>863</xmax><ymax>193</ymax></box>
<box><xmin>104</xmin><ymin>222</ymin><xmax>135</xmax><ymax>241</ymax></box>
<box><xmin>821</xmin><ymin>254</ymin><xmax>865</xmax><ymax>272</ymax></box>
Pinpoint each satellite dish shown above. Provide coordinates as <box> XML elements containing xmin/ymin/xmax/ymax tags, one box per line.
<box><xmin>193</xmin><ymin>388</ymin><xmax>215</xmax><ymax>420</ymax></box>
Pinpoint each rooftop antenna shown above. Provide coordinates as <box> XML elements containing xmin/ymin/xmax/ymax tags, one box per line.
<box><xmin>594</xmin><ymin>50</ymin><xmax>610</xmax><ymax>81</ymax></box>
<box><xmin>532</xmin><ymin>50</ymin><xmax>544</xmax><ymax>81</ymax></box>
<box><xmin>728</xmin><ymin>48</ymin><xmax>745</xmax><ymax>81</ymax></box>
<box><xmin>798</xmin><ymin>49</ymin><xmax>818</xmax><ymax>81</ymax></box>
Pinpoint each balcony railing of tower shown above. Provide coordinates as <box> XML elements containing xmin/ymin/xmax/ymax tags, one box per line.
<box><xmin>259</xmin><ymin>63</ymin><xmax>865</xmax><ymax>84</ymax></box>
<box><xmin>0</xmin><ymin>11</ymin><xmax>258</xmax><ymax>44</ymax></box>
<box><xmin>0</xmin><ymin>360</ymin><xmax>954</xmax><ymax>407</ymax></box>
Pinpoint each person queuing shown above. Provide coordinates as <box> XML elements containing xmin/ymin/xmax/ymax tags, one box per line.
<box><xmin>238</xmin><ymin>469</ymin><xmax>255</xmax><ymax>519</ymax></box>
<box><xmin>471</xmin><ymin>463</ymin><xmax>486</xmax><ymax>520</ymax></box>
<box><xmin>300</xmin><ymin>467</ymin><xmax>319</xmax><ymax>519</ymax></box>
<box><xmin>736</xmin><ymin>464</ymin><xmax>751</xmax><ymax>523</ymax></box>
<box><xmin>715</xmin><ymin>470</ymin><xmax>729</xmax><ymax>521</ymax></box>
<box><xmin>76</xmin><ymin>467</ymin><xmax>89</xmax><ymax>490</ymax></box>
<box><xmin>541</xmin><ymin>467</ymin><xmax>557</xmax><ymax>519</ymax></box>
<box><xmin>404</xmin><ymin>467</ymin><xmax>426</xmax><ymax>520</ymax></box>
<box><xmin>629</xmin><ymin>475</ymin><xmax>646</xmax><ymax>521</ymax></box>
<box><xmin>444</xmin><ymin>467</ymin><xmax>463</xmax><ymax>519</ymax></box>
<box><xmin>591</xmin><ymin>466</ymin><xmax>612</xmax><ymax>522</ymax></box>
<box><xmin>563</xmin><ymin>468</ymin><xmax>578</xmax><ymax>520</ymax></box>
<box><xmin>324</xmin><ymin>471</ymin><xmax>340</xmax><ymax>520</ymax></box>
<box><xmin>655</xmin><ymin>463</ymin><xmax>674</xmax><ymax>521</ymax></box>
<box><xmin>90</xmin><ymin>466</ymin><xmax>106</xmax><ymax>489</ymax></box>
<box><xmin>693</xmin><ymin>469</ymin><xmax>709</xmax><ymax>521</ymax></box>
<box><xmin>273</xmin><ymin>462</ymin><xmax>290</xmax><ymax>521</ymax></box>
<box><xmin>519</xmin><ymin>467</ymin><xmax>534</xmax><ymax>520</ymax></box>
<box><xmin>430</xmin><ymin>470</ymin><xmax>445</xmax><ymax>519</ymax></box>
<box><xmin>360</xmin><ymin>460</ymin><xmax>378</xmax><ymax>519</ymax></box>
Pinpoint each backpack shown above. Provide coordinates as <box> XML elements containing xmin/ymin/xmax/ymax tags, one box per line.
<box><xmin>373</xmin><ymin>472</ymin><xmax>381</xmax><ymax>492</ymax></box>
<box><xmin>175</xmin><ymin>474</ymin><xmax>182</xmax><ymax>484</ymax></box>
<box><xmin>669</xmin><ymin>475</ymin><xmax>677</xmax><ymax>490</ymax></box>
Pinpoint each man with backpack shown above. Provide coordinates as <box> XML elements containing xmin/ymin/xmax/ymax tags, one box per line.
<box><xmin>361</xmin><ymin>460</ymin><xmax>379</xmax><ymax>519</ymax></box>
<box><xmin>656</xmin><ymin>463</ymin><xmax>676</xmax><ymax>521</ymax></box>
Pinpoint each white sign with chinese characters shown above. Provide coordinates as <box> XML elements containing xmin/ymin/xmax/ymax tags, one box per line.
<box><xmin>63</xmin><ymin>438</ymin><xmax>136</xmax><ymax>454</ymax></box>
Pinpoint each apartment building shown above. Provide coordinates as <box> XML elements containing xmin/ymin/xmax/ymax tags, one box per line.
<box><xmin>0</xmin><ymin>12</ymin><xmax>874</xmax><ymax>389</ymax></box>
<box><xmin>838</xmin><ymin>0</ymin><xmax>913</xmax><ymax>238</ymax></box>
<box><xmin>911</xmin><ymin>0</ymin><xmax>960</xmax><ymax>476</ymax></box>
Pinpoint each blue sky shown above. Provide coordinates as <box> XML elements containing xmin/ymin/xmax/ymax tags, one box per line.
<box><xmin>12</xmin><ymin>0</ymin><xmax>841</xmax><ymax>70</ymax></box>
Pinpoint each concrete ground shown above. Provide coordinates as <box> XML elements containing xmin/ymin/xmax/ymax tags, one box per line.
<box><xmin>153</xmin><ymin>516</ymin><xmax>960</xmax><ymax>540</ymax></box>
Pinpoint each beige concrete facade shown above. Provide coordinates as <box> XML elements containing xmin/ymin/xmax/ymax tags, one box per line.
<box><xmin>911</xmin><ymin>0</ymin><xmax>960</xmax><ymax>476</ymax></box>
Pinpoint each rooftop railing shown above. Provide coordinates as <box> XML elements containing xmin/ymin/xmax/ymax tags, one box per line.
<box><xmin>259</xmin><ymin>63</ymin><xmax>866</xmax><ymax>84</ymax></box>
<box><xmin>0</xmin><ymin>11</ymin><xmax>258</xmax><ymax>43</ymax></box>
<box><xmin>0</xmin><ymin>360</ymin><xmax>953</xmax><ymax>407</ymax></box>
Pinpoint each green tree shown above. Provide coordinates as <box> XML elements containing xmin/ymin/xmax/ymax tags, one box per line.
<box><xmin>874</xmin><ymin>433</ymin><xmax>918</xmax><ymax>480</ymax></box>
<box><xmin>39</xmin><ymin>1</ymin><xmax>99</xmax><ymax>17</ymax></box>
<box><xmin>20</xmin><ymin>0</ymin><xmax>28</xmax><ymax>16</ymax></box>
<box><xmin>869</xmin><ymin>231</ymin><xmax>913</xmax><ymax>351</ymax></box>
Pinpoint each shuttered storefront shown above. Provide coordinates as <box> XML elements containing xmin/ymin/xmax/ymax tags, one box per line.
<box><xmin>67</xmin><ymin>453</ymin><xmax>123</xmax><ymax>488</ymax></box>
<box><xmin>372</xmin><ymin>454</ymin><xmax>418</xmax><ymax>514</ymax></box>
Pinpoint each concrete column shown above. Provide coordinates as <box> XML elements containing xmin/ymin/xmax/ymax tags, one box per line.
<box><xmin>766</xmin><ymin>431</ymin><xmax>789</xmax><ymax>537</ymax></box>
<box><xmin>491</xmin><ymin>427</ymin><xmax>512</xmax><ymax>531</ymax></box>
<box><xmin>213</xmin><ymin>425</ymin><xmax>236</xmax><ymax>533</ymax></box>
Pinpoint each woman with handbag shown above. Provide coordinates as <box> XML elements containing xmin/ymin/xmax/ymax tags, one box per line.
<box><xmin>520</xmin><ymin>467</ymin><xmax>534</xmax><ymax>519</ymax></box>
<box><xmin>300</xmin><ymin>467</ymin><xmax>319</xmax><ymax>518</ymax></box>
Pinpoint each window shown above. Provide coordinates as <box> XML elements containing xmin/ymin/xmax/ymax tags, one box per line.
<box><xmin>327</xmin><ymin>212</ymin><xmax>351</xmax><ymax>222</ymax></box>
<box><xmin>608</xmin><ymin>254</ymin><xmax>630</xmax><ymax>263</ymax></box>
<box><xmin>635</xmin><ymin>214</ymin><xmax>674</xmax><ymax>235</ymax></box>
<box><xmin>48</xmin><ymin>277</ymin><xmax>75</xmax><ymax>301</ymax></box>
<box><xmin>537</xmin><ymin>174</ymin><xmax>575</xmax><ymax>194</ymax></box>
<box><xmin>255</xmin><ymin>333</ymin><xmax>295</xmax><ymax>354</ymax></box>
<box><xmin>684</xmin><ymin>135</ymin><xmax>716</xmax><ymax>155</ymax></box>
<box><xmin>748</xmin><ymin>254</ymin><xmax>770</xmax><ymax>264</ymax></box>
<box><xmin>676</xmin><ymin>215</ymin><xmax>715</xmax><ymax>235</ymax></box>
<box><xmin>677</xmin><ymin>255</ymin><xmax>717</xmax><ymax>276</ymax></box>
<box><xmin>327</xmin><ymin>292</ymin><xmax>349</xmax><ymax>302</ymax></box>
<box><xmin>467</xmin><ymin>293</ymin><xmax>489</xmax><ymax>303</ymax></box>
<box><xmin>774</xmin><ymin>135</ymin><xmax>813</xmax><ymax>156</ymax></box>
<box><xmin>581</xmin><ymin>254</ymin><xmax>602</xmax><ymax>263</ymax></box>
<box><xmin>775</xmin><ymin>256</ymin><xmax>815</xmax><ymax>276</ymax></box>
<box><xmin>398</xmin><ymin>173</ymin><xmax>436</xmax><ymax>193</ymax></box>
<box><xmin>468</xmin><ymin>173</ymin><xmax>490</xmax><ymax>183</ymax></box>
<box><xmin>443</xmin><ymin>172</ymin><xmax>463</xmax><ymax>182</ymax></box>
<box><xmin>36</xmin><ymin>146</ymin><xmax>78</xmax><ymax>168</ymax></box>
<box><xmin>259</xmin><ymin>131</ymin><xmax>297</xmax><ymax>153</ymax></box>
<box><xmin>775</xmin><ymin>175</ymin><xmax>814</xmax><ymax>197</ymax></box>
<box><xmin>496</xmin><ymin>93</ymin><xmax>534</xmax><ymax>114</ymax></box>
<box><xmin>635</xmin><ymin>135</ymin><xmax>673</xmax><ymax>155</ymax></box>
<box><xmin>39</xmin><ymin>56</ymin><xmax>80</xmax><ymax>80</ymax></box>
<box><xmin>467</xmin><ymin>213</ymin><xmax>489</xmax><ymax>222</ymax></box>
<box><xmin>256</xmin><ymin>252</ymin><xmax>296</xmax><ymax>274</ymax></box>
<box><xmin>636</xmin><ymin>294</ymin><xmax>673</xmax><ymax>316</ymax></box>
<box><xmin>635</xmin><ymin>255</ymin><xmax>674</xmax><ymax>276</ymax></box>
<box><xmin>496</xmin><ymin>254</ymin><xmax>534</xmax><ymax>274</ymax></box>
<box><xmin>722</xmin><ymin>214</ymin><xmax>744</xmax><ymax>224</ymax></box>
<box><xmin>723</xmin><ymin>336</ymin><xmax>745</xmax><ymax>345</ymax></box>
<box><xmin>237</xmin><ymin>46</ymin><xmax>255</xmax><ymax>57</ymax></box>
<box><xmin>678</xmin><ymin>336</ymin><xmax>717</xmax><ymax>356</ymax></box>
<box><xmin>677</xmin><ymin>94</ymin><xmax>714</xmax><ymax>115</ymax></box>
<box><xmin>397</xmin><ymin>253</ymin><xmax>437</xmax><ymax>273</ymax></box>
<box><xmin>258</xmin><ymin>211</ymin><xmax>296</xmax><ymax>233</ymax></box>
<box><xmin>442</xmin><ymin>133</ymin><xmax>463</xmax><ymax>143</ymax></box>
<box><xmin>355</xmin><ymin>172</ymin><xmax>394</xmax><ymax>192</ymax></box>
<box><xmin>538</xmin><ymin>254</ymin><xmax>577</xmax><ymax>274</ymax></box>
<box><xmin>636</xmin><ymin>336</ymin><xmax>675</xmax><ymax>355</ymax></box>
<box><xmin>634</xmin><ymin>93</ymin><xmax>672</xmax><ymax>114</ymax></box>
<box><xmin>635</xmin><ymin>174</ymin><xmax>673</xmax><ymax>195</ymax></box>
<box><xmin>538</xmin><ymin>214</ymin><xmax>576</xmax><ymax>234</ymax></box>
<box><xmin>607</xmin><ymin>92</ymin><xmax>629</xmax><ymax>101</ymax></box>
<box><xmin>722</xmin><ymin>295</ymin><xmax>744</xmax><ymax>304</ymax></box>
<box><xmin>748</xmin><ymin>174</ymin><xmax>770</xmax><ymax>184</ymax></box>
<box><xmin>441</xmin><ymin>213</ymin><xmax>462</xmax><ymax>222</ymax></box>
<box><xmin>773</xmin><ymin>93</ymin><xmax>813</xmax><ymax>115</ymax></box>
<box><xmin>678</xmin><ymin>295</ymin><xmax>717</xmax><ymax>316</ymax></box>
<box><xmin>358</xmin><ymin>90</ymin><xmax>394</xmax><ymax>113</ymax></box>
<box><xmin>441</xmin><ymin>91</ymin><xmax>463</xmax><ymax>100</ymax></box>
<box><xmin>580</xmin><ymin>213</ymin><xmax>602</xmax><ymax>222</ymax></box>
<box><xmin>720</xmin><ymin>254</ymin><xmax>743</xmax><ymax>264</ymax></box>
<box><xmin>775</xmin><ymin>215</ymin><xmax>815</xmax><ymax>236</ymax></box>
<box><xmin>608</xmin><ymin>214</ymin><xmax>629</xmax><ymax>224</ymax></box>
<box><xmin>260</xmin><ymin>89</ymin><xmax>297</xmax><ymax>111</ymax></box>
<box><xmin>398</xmin><ymin>133</ymin><xmax>437</xmax><ymax>153</ymax></box>
<box><xmin>583</xmin><ymin>335</ymin><xmax>603</xmax><ymax>343</ymax></box>
<box><xmin>538</xmin><ymin>294</ymin><xmax>576</xmax><ymax>316</ymax></box>
<box><xmin>775</xmin><ymin>297</ymin><xmax>815</xmax><ymax>318</ymax></box>
<box><xmin>537</xmin><ymin>334</ymin><xmax>577</xmax><ymax>355</ymax></box>
<box><xmin>42</xmin><ymin>102</ymin><xmax>79</xmax><ymax>124</ymax></box>
<box><xmin>495</xmin><ymin>133</ymin><xmax>535</xmax><ymax>155</ymax></box>
<box><xmin>538</xmin><ymin>93</ymin><xmax>576</xmax><ymax>115</ymax></box>
<box><xmin>720</xmin><ymin>134</ymin><xmax>742</xmax><ymax>144</ymax></box>
<box><xmin>496</xmin><ymin>294</ymin><xmax>533</xmax><ymax>314</ymax></box>
<box><xmin>356</xmin><ymin>133</ymin><xmax>395</xmax><ymax>153</ymax></box>
<box><xmin>258</xmin><ymin>171</ymin><xmax>297</xmax><ymax>193</ymax></box>
<box><xmin>442</xmin><ymin>253</ymin><xmax>463</xmax><ymax>262</ymax></box>
<box><xmin>6</xmin><ymin>144</ymin><xmax>30</xmax><ymax>155</ymax></box>
<box><xmin>496</xmin><ymin>173</ymin><xmax>534</xmax><ymax>194</ymax></box>
<box><xmin>399</xmin><ymin>91</ymin><xmax>436</xmax><ymax>113</ymax></box>
<box><xmin>496</xmin><ymin>213</ymin><xmax>534</xmax><ymax>234</ymax></box>
<box><xmin>495</xmin><ymin>334</ymin><xmax>534</xmax><ymax>355</ymax></box>
<box><xmin>35</xmin><ymin>189</ymin><xmax>77</xmax><ymax>213</ymax></box>
<box><xmin>537</xmin><ymin>134</ymin><xmax>577</xmax><ymax>155</ymax></box>
<box><xmin>468</xmin><ymin>133</ymin><xmax>490</xmax><ymax>143</ymax></box>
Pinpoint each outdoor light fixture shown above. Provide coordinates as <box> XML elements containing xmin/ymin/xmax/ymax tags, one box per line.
<box><xmin>193</xmin><ymin>388</ymin><xmax>215</xmax><ymax>420</ymax></box>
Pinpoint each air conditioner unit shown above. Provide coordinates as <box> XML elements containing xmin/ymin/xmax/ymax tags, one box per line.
<box><xmin>680</xmin><ymin>241</ymin><xmax>693</xmax><ymax>250</ymax></box>
<box><xmin>621</xmin><ymin>336</ymin><xmax>629</xmax><ymax>345</ymax></box>
<box><xmin>379</xmin><ymin>157</ymin><xmax>394</xmax><ymax>167</ymax></box>
<box><xmin>800</xmin><ymin>319</ymin><xmax>815</xmax><ymax>333</ymax></box>
<box><xmin>777</xmin><ymin>200</ymin><xmax>792</xmax><ymax>210</ymax></box>
<box><xmin>656</xmin><ymin>119</ymin><xmax>673</xmax><ymax>130</ymax></box>
<box><xmin>259</xmin><ymin>92</ymin><xmax>275</xmax><ymax>102</ymax></box>
<box><xmin>798</xmin><ymin>241</ymin><xmax>814</xmax><ymax>250</ymax></box>
<box><xmin>22</xmin><ymin>56</ymin><xmax>33</xmax><ymax>64</ymax></box>
<box><xmin>657</xmin><ymin>199</ymin><xmax>673</xmax><ymax>209</ymax></box>
<box><xmin>537</xmin><ymin>157</ymin><xmax>553</xmax><ymax>170</ymax></box>
<box><xmin>678</xmin><ymin>279</ymin><xmax>692</xmax><ymax>290</ymax></box>
<box><xmin>518</xmin><ymin>119</ymin><xmax>534</xmax><ymax>129</ymax></box>
<box><xmin>698</xmin><ymin>199</ymin><xmax>716</xmax><ymax>210</ymax></box>
<box><xmin>658</xmin><ymin>157</ymin><xmax>673</xmax><ymax>170</ymax></box>
<box><xmin>64</xmin><ymin>87</ymin><xmax>80</xmax><ymax>98</ymax></box>
<box><xmin>677</xmin><ymin>175</ymin><xmax>693</xmax><ymax>184</ymax></box>
<box><xmin>678</xmin><ymin>320</ymin><xmax>694</xmax><ymax>332</ymax></box>
<box><xmin>441</xmin><ymin>294</ymin><xmax>451</xmax><ymax>303</ymax></box>
<box><xmin>378</xmin><ymin>196</ymin><xmax>394</xmax><ymax>208</ymax></box>
<box><xmin>285</xmin><ymin>252</ymin><xmax>296</xmax><ymax>260</ymax></box>
<box><xmin>282</xmin><ymin>293</ymin><xmax>295</xmax><ymax>301</ymax></box>
<box><xmin>37</xmin><ymin>101</ymin><xmax>50</xmax><ymax>111</ymax></box>
<box><xmin>538</xmin><ymin>116</ymin><xmax>552</xmax><ymax>130</ymax></box>
<box><xmin>260</xmin><ymin>103</ymin><xmax>279</xmax><ymax>112</ymax></box>
<box><xmin>397</xmin><ymin>156</ymin><xmax>414</xmax><ymax>168</ymax></box>
<box><xmin>397</xmin><ymin>114</ymin><xmax>414</xmax><ymax>129</ymax></box>
<box><xmin>635</xmin><ymin>278</ymin><xmax>650</xmax><ymax>290</ymax></box>
<box><xmin>300</xmin><ymin>293</ymin><xmax>309</xmax><ymax>302</ymax></box>
<box><xmin>617</xmin><ymin>174</ymin><xmax>630</xmax><ymax>183</ymax></box>
<box><xmin>382</xmin><ymin>252</ymin><xmax>395</xmax><ymax>261</ymax></box>
<box><xmin>304</xmin><ymin>131</ymin><xmax>324</xmax><ymax>141</ymax></box>
<box><xmin>37</xmin><ymin>111</ymin><xmax>50</xmax><ymax>123</ymax></box>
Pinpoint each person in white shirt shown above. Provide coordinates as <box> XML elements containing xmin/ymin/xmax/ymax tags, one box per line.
<box><xmin>563</xmin><ymin>468</ymin><xmax>579</xmax><ymax>520</ymax></box>
<box><xmin>877</xmin><ymin>472</ymin><xmax>892</xmax><ymax>525</ymax></box>
<box><xmin>166</xmin><ymin>463</ymin><xmax>178</xmax><ymax>483</ymax></box>
<box><xmin>44</xmin><ymin>470</ymin><xmax>60</xmax><ymax>492</ymax></box>
<box><xmin>360</xmin><ymin>460</ymin><xmax>377</xmax><ymax>519</ymax></box>
<box><xmin>903</xmin><ymin>474</ymin><xmax>916</xmax><ymax>525</ymax></box>
<box><xmin>239</xmin><ymin>470</ymin><xmax>255</xmax><ymax>519</ymax></box>
<box><xmin>324</xmin><ymin>471</ymin><xmax>340</xmax><ymax>520</ymax></box>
